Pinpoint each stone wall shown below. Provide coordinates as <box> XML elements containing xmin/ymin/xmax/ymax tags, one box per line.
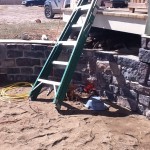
<box><xmin>0</xmin><ymin>43</ymin><xmax>53</xmax><ymax>83</ymax></box>
<box><xmin>0</xmin><ymin>40</ymin><xmax>150</xmax><ymax>117</ymax></box>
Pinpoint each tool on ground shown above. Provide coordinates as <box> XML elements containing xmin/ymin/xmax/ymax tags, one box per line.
<box><xmin>29</xmin><ymin>0</ymin><xmax>101</xmax><ymax>109</ymax></box>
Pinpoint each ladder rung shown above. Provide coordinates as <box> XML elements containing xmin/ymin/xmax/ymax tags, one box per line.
<box><xmin>72</xmin><ymin>24</ymin><xmax>82</xmax><ymax>31</ymax></box>
<box><xmin>52</xmin><ymin>61</ymin><xmax>68</xmax><ymax>66</ymax></box>
<box><xmin>38</xmin><ymin>79</ymin><xmax>60</xmax><ymax>86</ymax></box>
<box><xmin>77</xmin><ymin>4</ymin><xmax>91</xmax><ymax>11</ymax></box>
<box><xmin>58</xmin><ymin>41</ymin><xmax>77</xmax><ymax>46</ymax></box>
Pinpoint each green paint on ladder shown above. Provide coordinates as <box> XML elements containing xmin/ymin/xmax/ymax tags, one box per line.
<box><xmin>29</xmin><ymin>0</ymin><xmax>101</xmax><ymax>109</ymax></box>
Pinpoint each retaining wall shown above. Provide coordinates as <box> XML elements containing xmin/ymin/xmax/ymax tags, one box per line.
<box><xmin>0</xmin><ymin>38</ymin><xmax>150</xmax><ymax>117</ymax></box>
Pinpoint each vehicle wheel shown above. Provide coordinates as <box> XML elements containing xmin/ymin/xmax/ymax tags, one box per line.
<box><xmin>44</xmin><ymin>5</ymin><xmax>54</xmax><ymax>19</ymax></box>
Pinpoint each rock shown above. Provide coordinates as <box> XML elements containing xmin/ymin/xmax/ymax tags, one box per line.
<box><xmin>145</xmin><ymin>109</ymin><xmax>150</xmax><ymax>120</ymax></box>
<box><xmin>21</xmin><ymin>33</ymin><xmax>30</xmax><ymax>40</ymax></box>
<box><xmin>41</xmin><ymin>34</ymin><xmax>48</xmax><ymax>40</ymax></box>
<box><xmin>35</xmin><ymin>19</ymin><xmax>41</xmax><ymax>23</ymax></box>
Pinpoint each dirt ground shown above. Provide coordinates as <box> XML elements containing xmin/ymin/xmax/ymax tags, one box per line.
<box><xmin>0</xmin><ymin>5</ymin><xmax>65</xmax><ymax>40</ymax></box>
<box><xmin>0</xmin><ymin>5</ymin><xmax>150</xmax><ymax>150</ymax></box>
<box><xmin>0</xmin><ymin>86</ymin><xmax>150</xmax><ymax>150</ymax></box>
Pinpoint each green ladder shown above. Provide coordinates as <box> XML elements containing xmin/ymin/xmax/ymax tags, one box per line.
<box><xmin>29</xmin><ymin>0</ymin><xmax>101</xmax><ymax>108</ymax></box>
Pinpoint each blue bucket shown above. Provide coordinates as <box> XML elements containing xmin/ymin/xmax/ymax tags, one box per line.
<box><xmin>84</xmin><ymin>96</ymin><xmax>108</xmax><ymax>110</ymax></box>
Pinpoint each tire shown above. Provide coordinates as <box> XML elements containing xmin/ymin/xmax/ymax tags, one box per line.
<box><xmin>44</xmin><ymin>5</ymin><xmax>54</xmax><ymax>19</ymax></box>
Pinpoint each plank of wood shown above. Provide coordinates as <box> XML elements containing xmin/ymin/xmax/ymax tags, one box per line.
<box><xmin>128</xmin><ymin>2</ymin><xmax>148</xmax><ymax>9</ymax></box>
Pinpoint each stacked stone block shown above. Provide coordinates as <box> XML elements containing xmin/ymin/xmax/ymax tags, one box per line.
<box><xmin>0</xmin><ymin>43</ymin><xmax>52</xmax><ymax>83</ymax></box>
<box><xmin>95</xmin><ymin>47</ymin><xmax>150</xmax><ymax>115</ymax></box>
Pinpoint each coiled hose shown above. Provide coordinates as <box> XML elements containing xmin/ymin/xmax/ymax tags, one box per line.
<box><xmin>0</xmin><ymin>82</ymin><xmax>32</xmax><ymax>100</ymax></box>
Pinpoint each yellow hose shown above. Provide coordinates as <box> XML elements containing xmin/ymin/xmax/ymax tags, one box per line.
<box><xmin>0</xmin><ymin>82</ymin><xmax>32</xmax><ymax>100</ymax></box>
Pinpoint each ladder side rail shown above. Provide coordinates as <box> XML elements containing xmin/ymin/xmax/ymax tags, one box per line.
<box><xmin>77</xmin><ymin>0</ymin><xmax>89</xmax><ymax>6</ymax></box>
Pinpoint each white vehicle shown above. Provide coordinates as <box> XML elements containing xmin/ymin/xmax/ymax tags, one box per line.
<box><xmin>44</xmin><ymin>0</ymin><xmax>70</xmax><ymax>19</ymax></box>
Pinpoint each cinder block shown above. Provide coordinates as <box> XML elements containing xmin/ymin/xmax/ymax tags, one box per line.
<box><xmin>139</xmin><ymin>94</ymin><xmax>150</xmax><ymax>107</ymax></box>
<box><xmin>6</xmin><ymin>44</ymin><xmax>18</xmax><ymax>50</ymax></box>
<box><xmin>3</xmin><ymin>59</ymin><xmax>15</xmax><ymax>67</ymax></box>
<box><xmin>137</xmin><ymin>62</ymin><xmax>149</xmax><ymax>85</ymax></box>
<box><xmin>24</xmin><ymin>51</ymin><xmax>45</xmax><ymax>58</ymax></box>
<box><xmin>16</xmin><ymin>58</ymin><xmax>40</xmax><ymax>66</ymax></box>
<box><xmin>7</xmin><ymin>50</ymin><xmax>23</xmax><ymax>58</ymax></box>
<box><xmin>7</xmin><ymin>68</ymin><xmax>20</xmax><ymax>74</ymax></box>
<box><xmin>139</xmin><ymin>48</ymin><xmax>150</xmax><ymax>63</ymax></box>
<box><xmin>0</xmin><ymin>74</ymin><xmax>7</xmax><ymax>83</ymax></box>
<box><xmin>21</xmin><ymin>67</ymin><xmax>33</xmax><ymax>74</ymax></box>
<box><xmin>31</xmin><ymin>44</ymin><xmax>48</xmax><ymax>51</ymax></box>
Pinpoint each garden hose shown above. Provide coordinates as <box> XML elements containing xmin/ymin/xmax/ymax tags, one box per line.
<box><xmin>0</xmin><ymin>82</ymin><xmax>32</xmax><ymax>100</ymax></box>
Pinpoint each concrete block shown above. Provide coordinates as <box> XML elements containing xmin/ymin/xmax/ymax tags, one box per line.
<box><xmin>139</xmin><ymin>94</ymin><xmax>150</xmax><ymax>107</ymax></box>
<box><xmin>16</xmin><ymin>58</ymin><xmax>40</xmax><ymax>66</ymax></box>
<box><xmin>139</xmin><ymin>48</ymin><xmax>150</xmax><ymax>64</ymax></box>
<box><xmin>0</xmin><ymin>44</ymin><xmax>7</xmax><ymax>59</ymax></box>
<box><xmin>7</xmin><ymin>68</ymin><xmax>20</xmax><ymax>74</ymax></box>
<box><xmin>7</xmin><ymin>50</ymin><xmax>23</xmax><ymax>58</ymax></box>
<box><xmin>21</xmin><ymin>67</ymin><xmax>33</xmax><ymax>74</ymax></box>
<box><xmin>31</xmin><ymin>44</ymin><xmax>48</xmax><ymax>51</ymax></box>
<box><xmin>117</xmin><ymin>55</ymin><xmax>140</xmax><ymax>82</ymax></box>
<box><xmin>3</xmin><ymin>59</ymin><xmax>15</xmax><ymax>67</ymax></box>
<box><xmin>0</xmin><ymin>74</ymin><xmax>7</xmax><ymax>83</ymax></box>
<box><xmin>121</xmin><ymin>66</ymin><xmax>138</xmax><ymax>81</ymax></box>
<box><xmin>6</xmin><ymin>44</ymin><xmax>18</xmax><ymax>50</ymax></box>
<box><xmin>137</xmin><ymin>62</ymin><xmax>149</xmax><ymax>84</ymax></box>
<box><xmin>7</xmin><ymin>75</ymin><xmax>15</xmax><ymax>82</ymax></box>
<box><xmin>17</xmin><ymin>44</ymin><xmax>32</xmax><ymax>51</ymax></box>
<box><xmin>117</xmin><ymin>55</ymin><xmax>139</xmax><ymax>68</ymax></box>
<box><xmin>24</xmin><ymin>51</ymin><xmax>45</xmax><ymax>58</ymax></box>
<box><xmin>15</xmin><ymin>75</ymin><xmax>30</xmax><ymax>82</ymax></box>
<box><xmin>0</xmin><ymin>68</ymin><xmax>7</xmax><ymax>73</ymax></box>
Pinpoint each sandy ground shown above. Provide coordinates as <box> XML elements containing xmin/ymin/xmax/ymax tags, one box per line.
<box><xmin>0</xmin><ymin>86</ymin><xmax>150</xmax><ymax>150</ymax></box>
<box><xmin>0</xmin><ymin>5</ymin><xmax>150</xmax><ymax>150</ymax></box>
<box><xmin>0</xmin><ymin>5</ymin><xmax>56</xmax><ymax>24</ymax></box>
